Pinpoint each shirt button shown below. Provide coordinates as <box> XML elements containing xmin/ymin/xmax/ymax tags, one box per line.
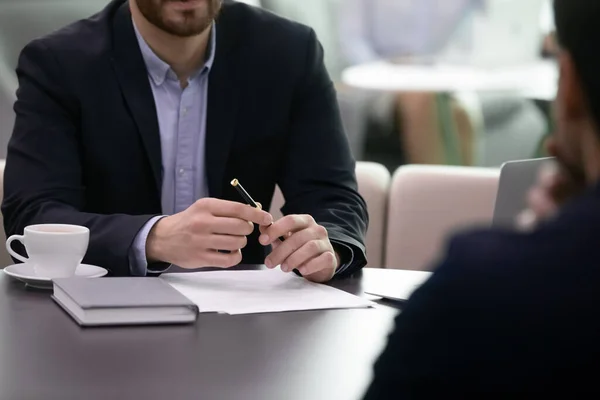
<box><xmin>179</xmin><ymin>168</ymin><xmax>185</xmax><ymax>176</ymax></box>
<box><xmin>182</xmin><ymin>108</ymin><xmax>187</xmax><ymax>116</ymax></box>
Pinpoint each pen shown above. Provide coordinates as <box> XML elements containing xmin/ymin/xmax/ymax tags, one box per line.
<box><xmin>230</xmin><ymin>178</ymin><xmax>302</xmax><ymax>276</ymax></box>
<box><xmin>230</xmin><ymin>179</ymin><xmax>286</xmax><ymax>242</ymax></box>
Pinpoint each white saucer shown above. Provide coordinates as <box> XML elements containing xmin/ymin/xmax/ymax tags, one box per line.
<box><xmin>3</xmin><ymin>263</ymin><xmax>108</xmax><ymax>290</ymax></box>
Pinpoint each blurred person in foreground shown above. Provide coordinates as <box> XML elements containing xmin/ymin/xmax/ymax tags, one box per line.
<box><xmin>338</xmin><ymin>0</ymin><xmax>484</xmax><ymax>165</ymax></box>
<box><xmin>364</xmin><ymin>0</ymin><xmax>600</xmax><ymax>396</ymax></box>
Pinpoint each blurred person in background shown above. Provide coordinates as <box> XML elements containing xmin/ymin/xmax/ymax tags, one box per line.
<box><xmin>338</xmin><ymin>0</ymin><xmax>484</xmax><ymax>165</ymax></box>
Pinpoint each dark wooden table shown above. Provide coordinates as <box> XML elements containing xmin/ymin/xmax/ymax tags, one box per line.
<box><xmin>0</xmin><ymin>266</ymin><xmax>403</xmax><ymax>400</ymax></box>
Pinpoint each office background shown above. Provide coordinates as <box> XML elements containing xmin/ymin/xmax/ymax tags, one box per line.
<box><xmin>0</xmin><ymin>0</ymin><xmax>555</xmax><ymax>169</ymax></box>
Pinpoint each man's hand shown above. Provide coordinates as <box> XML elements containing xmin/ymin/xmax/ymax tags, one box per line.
<box><xmin>146</xmin><ymin>198</ymin><xmax>273</xmax><ymax>268</ymax></box>
<box><xmin>517</xmin><ymin>139</ymin><xmax>586</xmax><ymax>230</ymax></box>
<box><xmin>259</xmin><ymin>215</ymin><xmax>339</xmax><ymax>283</ymax></box>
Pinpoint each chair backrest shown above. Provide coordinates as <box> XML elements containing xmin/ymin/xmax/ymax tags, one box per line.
<box><xmin>385</xmin><ymin>165</ymin><xmax>500</xmax><ymax>271</ymax></box>
<box><xmin>270</xmin><ymin>161</ymin><xmax>391</xmax><ymax>267</ymax></box>
<box><xmin>0</xmin><ymin>159</ymin><xmax>11</xmax><ymax>267</ymax></box>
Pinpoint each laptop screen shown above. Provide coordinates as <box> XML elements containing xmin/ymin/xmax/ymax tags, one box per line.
<box><xmin>492</xmin><ymin>158</ymin><xmax>554</xmax><ymax>228</ymax></box>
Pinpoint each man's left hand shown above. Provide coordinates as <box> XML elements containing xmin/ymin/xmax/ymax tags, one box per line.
<box><xmin>259</xmin><ymin>215</ymin><xmax>339</xmax><ymax>283</ymax></box>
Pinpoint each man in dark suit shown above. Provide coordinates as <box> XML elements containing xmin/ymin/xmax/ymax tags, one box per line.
<box><xmin>2</xmin><ymin>0</ymin><xmax>368</xmax><ymax>282</ymax></box>
<box><xmin>364</xmin><ymin>0</ymin><xmax>600</xmax><ymax>396</ymax></box>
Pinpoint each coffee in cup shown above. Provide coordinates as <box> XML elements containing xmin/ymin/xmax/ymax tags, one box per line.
<box><xmin>6</xmin><ymin>224</ymin><xmax>90</xmax><ymax>278</ymax></box>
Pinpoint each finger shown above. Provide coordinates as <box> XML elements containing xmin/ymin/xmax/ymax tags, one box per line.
<box><xmin>297</xmin><ymin>251</ymin><xmax>337</xmax><ymax>277</ymax></box>
<box><xmin>259</xmin><ymin>224</ymin><xmax>268</xmax><ymax>235</ymax></box>
<box><xmin>204</xmin><ymin>249</ymin><xmax>243</xmax><ymax>268</ymax></box>
<box><xmin>538</xmin><ymin>161</ymin><xmax>560</xmax><ymax>190</ymax></box>
<box><xmin>280</xmin><ymin>239</ymin><xmax>331</xmax><ymax>273</ymax></box>
<box><xmin>259</xmin><ymin>214</ymin><xmax>315</xmax><ymax>246</ymax></box>
<box><xmin>212</xmin><ymin>217</ymin><xmax>254</xmax><ymax>236</ymax></box>
<box><xmin>527</xmin><ymin>187</ymin><xmax>555</xmax><ymax>215</ymax></box>
<box><xmin>262</xmin><ymin>246</ymin><xmax>282</xmax><ymax>271</ymax></box>
<box><xmin>516</xmin><ymin>209</ymin><xmax>538</xmax><ymax>232</ymax></box>
<box><xmin>265</xmin><ymin>224</ymin><xmax>328</xmax><ymax>269</ymax></box>
<box><xmin>259</xmin><ymin>227</ymin><xmax>291</xmax><ymax>241</ymax></box>
<box><xmin>527</xmin><ymin>187</ymin><xmax>558</xmax><ymax>218</ymax></box>
<box><xmin>207</xmin><ymin>234</ymin><xmax>248</xmax><ymax>252</ymax></box>
<box><xmin>205</xmin><ymin>198</ymin><xmax>273</xmax><ymax>226</ymax></box>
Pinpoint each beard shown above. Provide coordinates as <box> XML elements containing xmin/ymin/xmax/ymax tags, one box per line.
<box><xmin>136</xmin><ymin>0</ymin><xmax>222</xmax><ymax>37</ymax></box>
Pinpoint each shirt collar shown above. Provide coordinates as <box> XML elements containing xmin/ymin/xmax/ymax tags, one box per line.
<box><xmin>132</xmin><ymin>20</ymin><xmax>217</xmax><ymax>86</ymax></box>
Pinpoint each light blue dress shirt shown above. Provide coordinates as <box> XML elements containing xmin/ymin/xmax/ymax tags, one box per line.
<box><xmin>129</xmin><ymin>21</ymin><xmax>353</xmax><ymax>276</ymax></box>
<box><xmin>129</xmin><ymin>21</ymin><xmax>216</xmax><ymax>275</ymax></box>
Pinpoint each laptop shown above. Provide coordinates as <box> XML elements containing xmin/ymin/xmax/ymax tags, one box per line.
<box><xmin>492</xmin><ymin>157</ymin><xmax>553</xmax><ymax>228</ymax></box>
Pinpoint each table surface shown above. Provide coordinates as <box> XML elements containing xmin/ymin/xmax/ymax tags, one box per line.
<box><xmin>341</xmin><ymin>59</ymin><xmax>558</xmax><ymax>100</ymax></box>
<box><xmin>0</xmin><ymin>266</ymin><xmax>413</xmax><ymax>400</ymax></box>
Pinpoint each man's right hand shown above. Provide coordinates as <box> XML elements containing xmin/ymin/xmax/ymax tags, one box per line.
<box><xmin>146</xmin><ymin>198</ymin><xmax>273</xmax><ymax>269</ymax></box>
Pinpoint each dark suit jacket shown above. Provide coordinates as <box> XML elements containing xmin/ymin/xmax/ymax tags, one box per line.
<box><xmin>364</xmin><ymin>183</ymin><xmax>600</xmax><ymax>398</ymax></box>
<box><xmin>2</xmin><ymin>0</ymin><xmax>368</xmax><ymax>276</ymax></box>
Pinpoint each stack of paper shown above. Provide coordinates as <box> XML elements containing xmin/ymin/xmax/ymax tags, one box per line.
<box><xmin>160</xmin><ymin>269</ymin><xmax>373</xmax><ymax>315</ymax></box>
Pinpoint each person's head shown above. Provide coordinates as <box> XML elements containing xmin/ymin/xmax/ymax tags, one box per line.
<box><xmin>135</xmin><ymin>0</ymin><xmax>222</xmax><ymax>37</ymax></box>
<box><xmin>553</xmin><ymin>0</ymin><xmax>600</xmax><ymax>183</ymax></box>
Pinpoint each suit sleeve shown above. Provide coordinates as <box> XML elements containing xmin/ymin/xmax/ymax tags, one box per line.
<box><xmin>362</xmin><ymin>230</ymin><xmax>564</xmax><ymax>398</ymax></box>
<box><xmin>363</xmin><ymin>259</ymin><xmax>467</xmax><ymax>398</ymax></box>
<box><xmin>278</xmin><ymin>29</ymin><xmax>368</xmax><ymax>275</ymax></box>
<box><xmin>362</xmin><ymin>235</ymin><xmax>488</xmax><ymax>398</ymax></box>
<box><xmin>2</xmin><ymin>40</ymin><xmax>157</xmax><ymax>276</ymax></box>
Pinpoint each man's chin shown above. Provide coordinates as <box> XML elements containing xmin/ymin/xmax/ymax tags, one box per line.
<box><xmin>159</xmin><ymin>17</ymin><xmax>212</xmax><ymax>37</ymax></box>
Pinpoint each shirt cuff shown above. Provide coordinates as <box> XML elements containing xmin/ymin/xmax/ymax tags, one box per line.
<box><xmin>128</xmin><ymin>216</ymin><xmax>171</xmax><ymax>276</ymax></box>
<box><xmin>331</xmin><ymin>240</ymin><xmax>355</xmax><ymax>276</ymax></box>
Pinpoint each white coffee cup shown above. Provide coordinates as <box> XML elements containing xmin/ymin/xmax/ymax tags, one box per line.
<box><xmin>6</xmin><ymin>224</ymin><xmax>90</xmax><ymax>278</ymax></box>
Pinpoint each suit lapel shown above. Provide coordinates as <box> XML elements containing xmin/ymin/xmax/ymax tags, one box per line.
<box><xmin>205</xmin><ymin>11</ymin><xmax>240</xmax><ymax>198</ymax></box>
<box><xmin>110</xmin><ymin>2</ymin><xmax>162</xmax><ymax>193</ymax></box>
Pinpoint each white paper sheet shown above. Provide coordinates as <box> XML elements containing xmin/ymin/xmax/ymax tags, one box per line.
<box><xmin>363</xmin><ymin>269</ymin><xmax>433</xmax><ymax>302</ymax></box>
<box><xmin>160</xmin><ymin>269</ymin><xmax>373</xmax><ymax>315</ymax></box>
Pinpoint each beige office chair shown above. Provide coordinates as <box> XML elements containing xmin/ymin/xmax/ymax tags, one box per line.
<box><xmin>270</xmin><ymin>161</ymin><xmax>390</xmax><ymax>268</ymax></box>
<box><xmin>0</xmin><ymin>159</ymin><xmax>12</xmax><ymax>268</ymax></box>
<box><xmin>385</xmin><ymin>165</ymin><xmax>500</xmax><ymax>271</ymax></box>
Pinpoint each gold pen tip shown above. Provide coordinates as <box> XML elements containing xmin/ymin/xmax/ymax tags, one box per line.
<box><xmin>230</xmin><ymin>179</ymin><xmax>239</xmax><ymax>187</ymax></box>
